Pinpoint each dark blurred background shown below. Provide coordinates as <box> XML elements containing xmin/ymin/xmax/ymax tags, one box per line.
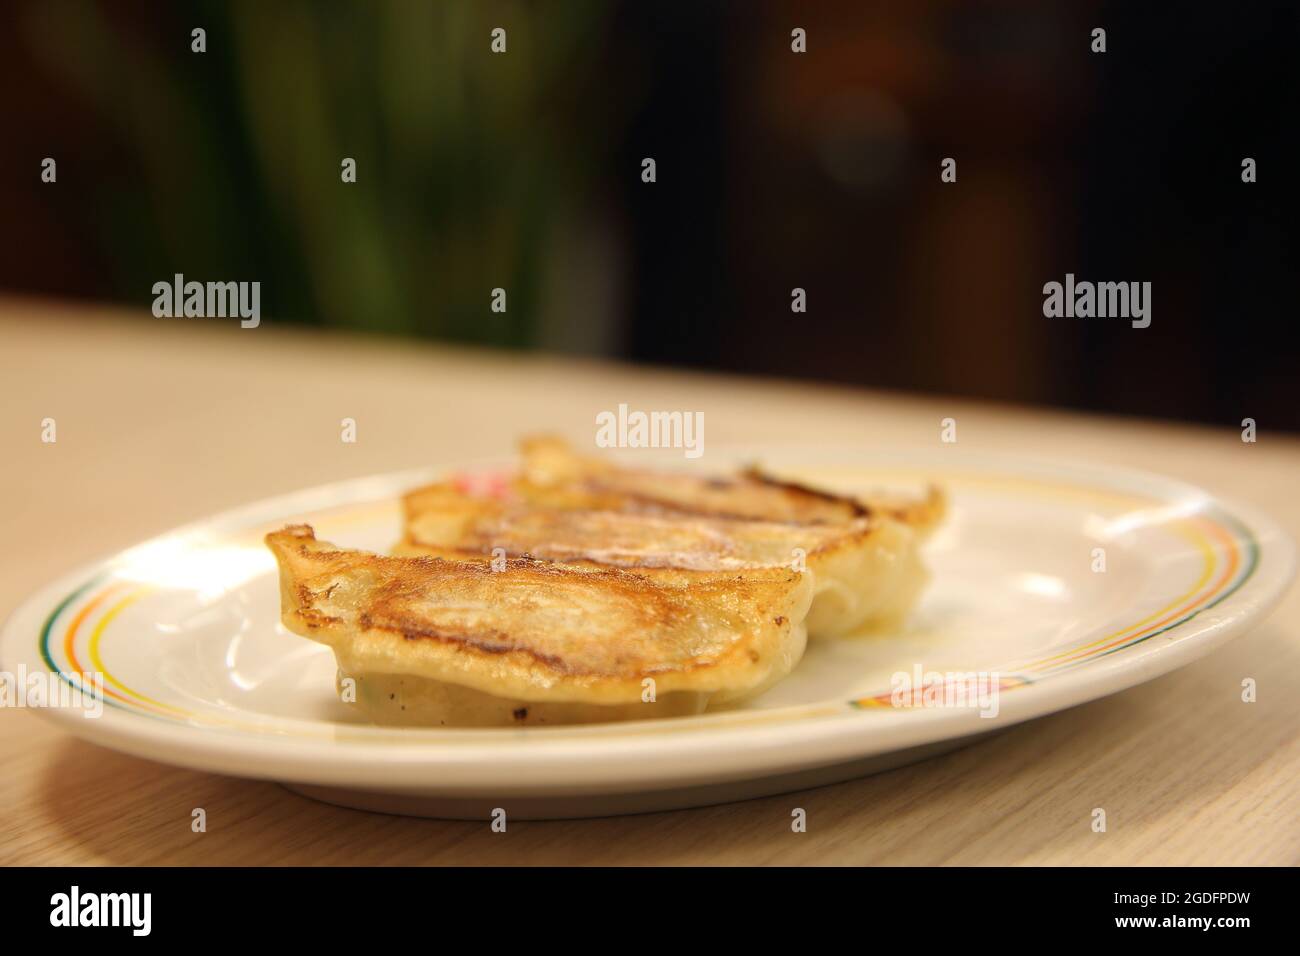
<box><xmin>1</xmin><ymin>1</ymin><xmax>1296</xmax><ymax>428</ymax></box>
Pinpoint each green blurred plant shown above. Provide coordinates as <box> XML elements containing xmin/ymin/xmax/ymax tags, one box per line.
<box><xmin>23</xmin><ymin>0</ymin><xmax>612</xmax><ymax>347</ymax></box>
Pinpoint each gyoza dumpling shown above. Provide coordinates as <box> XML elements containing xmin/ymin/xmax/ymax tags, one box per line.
<box><xmin>399</xmin><ymin>437</ymin><xmax>946</xmax><ymax>638</ymax></box>
<box><xmin>398</xmin><ymin>489</ymin><xmax>933</xmax><ymax>637</ymax></box>
<box><xmin>266</xmin><ymin>525</ymin><xmax>814</xmax><ymax>727</ymax></box>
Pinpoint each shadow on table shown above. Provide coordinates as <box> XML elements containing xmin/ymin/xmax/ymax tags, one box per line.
<box><xmin>37</xmin><ymin>627</ymin><xmax>1290</xmax><ymax>865</ymax></box>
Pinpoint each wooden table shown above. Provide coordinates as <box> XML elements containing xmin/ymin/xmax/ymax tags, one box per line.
<box><xmin>1</xmin><ymin>297</ymin><xmax>1296</xmax><ymax>865</ymax></box>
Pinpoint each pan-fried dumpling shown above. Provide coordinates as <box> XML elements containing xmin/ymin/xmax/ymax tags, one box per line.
<box><xmin>266</xmin><ymin>525</ymin><xmax>813</xmax><ymax>727</ymax></box>
<box><xmin>400</xmin><ymin>437</ymin><xmax>945</xmax><ymax>638</ymax></box>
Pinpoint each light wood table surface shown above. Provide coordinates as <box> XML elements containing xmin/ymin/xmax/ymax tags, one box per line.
<box><xmin>1</xmin><ymin>297</ymin><xmax>1296</xmax><ymax>866</ymax></box>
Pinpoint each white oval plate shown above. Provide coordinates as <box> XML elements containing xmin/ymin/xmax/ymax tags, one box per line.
<box><xmin>2</xmin><ymin>451</ymin><xmax>1293</xmax><ymax>819</ymax></box>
